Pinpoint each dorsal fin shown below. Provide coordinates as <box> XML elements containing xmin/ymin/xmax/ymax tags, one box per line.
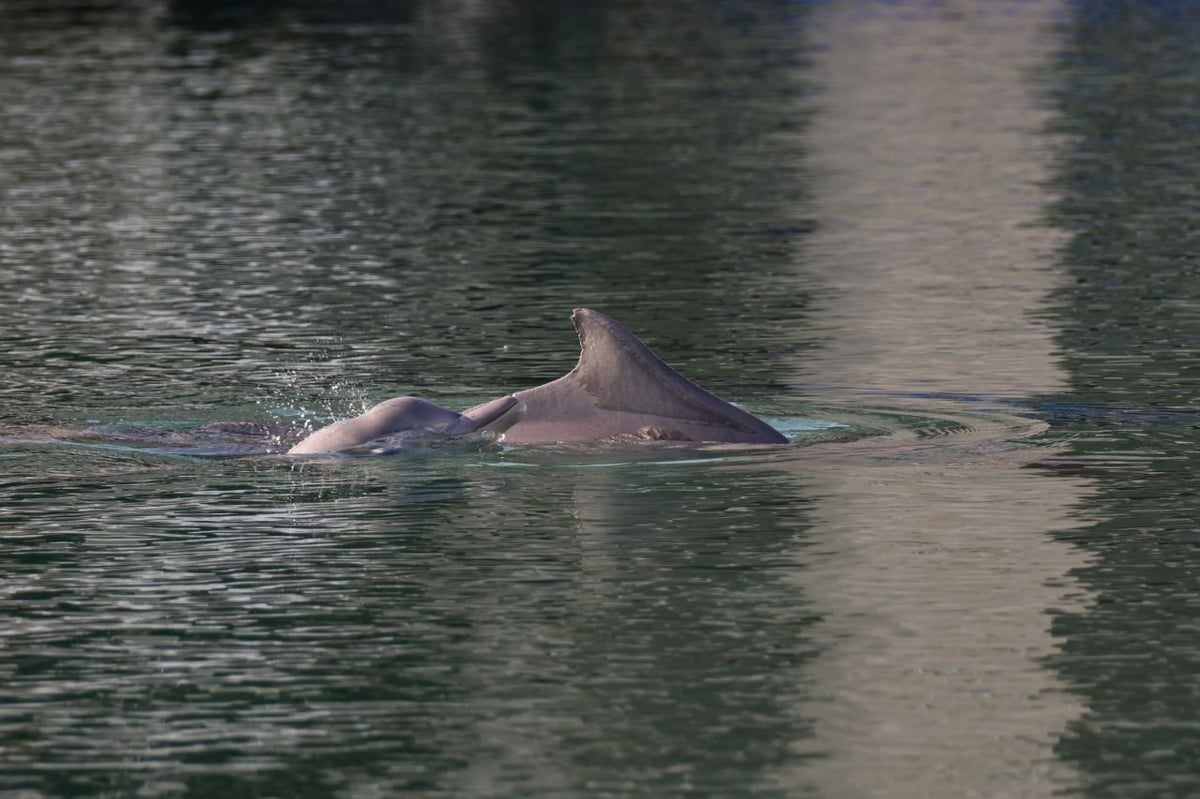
<box><xmin>564</xmin><ymin>308</ymin><xmax>782</xmax><ymax>439</ymax></box>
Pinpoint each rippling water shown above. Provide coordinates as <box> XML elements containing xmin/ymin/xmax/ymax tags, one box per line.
<box><xmin>4</xmin><ymin>0</ymin><xmax>1200</xmax><ymax>797</ymax></box>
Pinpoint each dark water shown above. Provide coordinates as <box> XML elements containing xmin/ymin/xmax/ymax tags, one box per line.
<box><xmin>1</xmin><ymin>0</ymin><xmax>1197</xmax><ymax>796</ymax></box>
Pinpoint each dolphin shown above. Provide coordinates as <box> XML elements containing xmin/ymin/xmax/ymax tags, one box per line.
<box><xmin>287</xmin><ymin>395</ymin><xmax>519</xmax><ymax>455</ymax></box>
<box><xmin>288</xmin><ymin>308</ymin><xmax>787</xmax><ymax>454</ymax></box>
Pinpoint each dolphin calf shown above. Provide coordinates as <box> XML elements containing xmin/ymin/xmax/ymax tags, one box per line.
<box><xmin>288</xmin><ymin>308</ymin><xmax>787</xmax><ymax>454</ymax></box>
<box><xmin>287</xmin><ymin>395</ymin><xmax>520</xmax><ymax>455</ymax></box>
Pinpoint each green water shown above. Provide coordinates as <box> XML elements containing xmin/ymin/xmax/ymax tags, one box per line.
<box><xmin>1</xmin><ymin>1</ymin><xmax>1197</xmax><ymax>797</ymax></box>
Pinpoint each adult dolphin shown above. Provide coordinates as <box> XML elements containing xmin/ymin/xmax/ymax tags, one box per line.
<box><xmin>288</xmin><ymin>308</ymin><xmax>787</xmax><ymax>454</ymax></box>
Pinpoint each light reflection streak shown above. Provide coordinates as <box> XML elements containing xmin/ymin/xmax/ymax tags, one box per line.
<box><xmin>781</xmin><ymin>2</ymin><xmax>1095</xmax><ymax>796</ymax></box>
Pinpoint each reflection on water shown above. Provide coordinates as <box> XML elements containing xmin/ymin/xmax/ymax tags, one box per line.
<box><xmin>1043</xmin><ymin>3</ymin><xmax>1200</xmax><ymax>796</ymax></box>
<box><xmin>791</xmin><ymin>2</ymin><xmax>1093</xmax><ymax>797</ymax></box>
<box><xmin>0</xmin><ymin>447</ymin><xmax>816</xmax><ymax>797</ymax></box>
<box><xmin>0</xmin><ymin>0</ymin><xmax>808</xmax><ymax>421</ymax></box>
<box><xmin>8</xmin><ymin>0</ymin><xmax>1187</xmax><ymax>796</ymax></box>
<box><xmin>798</xmin><ymin>4</ymin><xmax>1070</xmax><ymax>398</ymax></box>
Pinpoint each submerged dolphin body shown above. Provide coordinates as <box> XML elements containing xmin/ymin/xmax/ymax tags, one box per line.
<box><xmin>288</xmin><ymin>308</ymin><xmax>787</xmax><ymax>455</ymax></box>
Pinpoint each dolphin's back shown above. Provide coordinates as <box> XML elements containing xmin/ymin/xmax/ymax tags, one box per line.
<box><xmin>489</xmin><ymin>308</ymin><xmax>787</xmax><ymax>445</ymax></box>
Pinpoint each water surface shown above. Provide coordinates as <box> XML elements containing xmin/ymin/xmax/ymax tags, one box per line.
<box><xmin>1</xmin><ymin>1</ymin><xmax>1196</xmax><ymax>797</ymax></box>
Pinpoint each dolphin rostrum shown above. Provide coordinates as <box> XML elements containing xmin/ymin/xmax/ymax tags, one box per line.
<box><xmin>288</xmin><ymin>308</ymin><xmax>787</xmax><ymax>454</ymax></box>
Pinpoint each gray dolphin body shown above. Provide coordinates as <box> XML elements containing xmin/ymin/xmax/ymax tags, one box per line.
<box><xmin>288</xmin><ymin>308</ymin><xmax>786</xmax><ymax>455</ymax></box>
<box><xmin>287</xmin><ymin>395</ymin><xmax>519</xmax><ymax>455</ymax></box>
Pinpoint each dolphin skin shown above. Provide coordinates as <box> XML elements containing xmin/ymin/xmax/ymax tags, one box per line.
<box><xmin>288</xmin><ymin>308</ymin><xmax>787</xmax><ymax>454</ymax></box>
<box><xmin>287</xmin><ymin>396</ymin><xmax>519</xmax><ymax>455</ymax></box>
